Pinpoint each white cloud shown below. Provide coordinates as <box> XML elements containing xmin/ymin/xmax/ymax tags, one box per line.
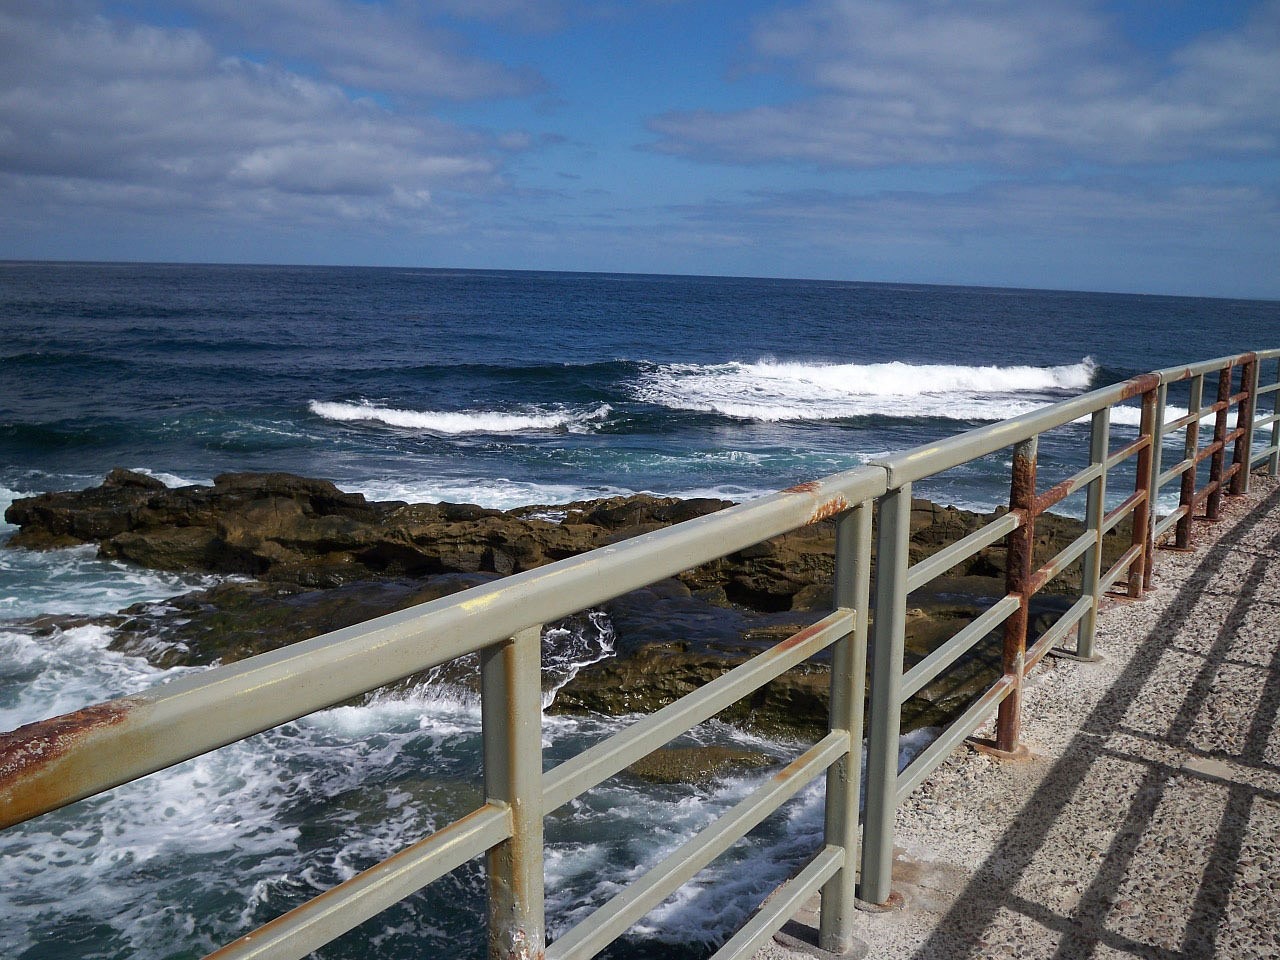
<box><xmin>0</xmin><ymin>4</ymin><xmax>517</xmax><ymax>230</ymax></box>
<box><xmin>649</xmin><ymin>0</ymin><xmax>1280</xmax><ymax>167</ymax></box>
<box><xmin>182</xmin><ymin>0</ymin><xmax>542</xmax><ymax>100</ymax></box>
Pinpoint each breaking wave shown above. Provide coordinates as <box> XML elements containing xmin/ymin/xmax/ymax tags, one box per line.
<box><xmin>309</xmin><ymin>400</ymin><xmax>612</xmax><ymax>434</ymax></box>
<box><xmin>632</xmin><ymin>357</ymin><xmax>1098</xmax><ymax>422</ymax></box>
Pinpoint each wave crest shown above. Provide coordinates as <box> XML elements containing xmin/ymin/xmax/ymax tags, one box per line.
<box><xmin>309</xmin><ymin>400</ymin><xmax>611</xmax><ymax>434</ymax></box>
<box><xmin>632</xmin><ymin>357</ymin><xmax>1097</xmax><ymax>422</ymax></box>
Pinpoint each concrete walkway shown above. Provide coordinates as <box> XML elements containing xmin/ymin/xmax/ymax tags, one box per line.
<box><xmin>758</xmin><ymin>474</ymin><xmax>1280</xmax><ymax>960</ymax></box>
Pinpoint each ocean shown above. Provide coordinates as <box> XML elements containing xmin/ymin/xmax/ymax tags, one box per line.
<box><xmin>2</xmin><ymin>262</ymin><xmax>1277</xmax><ymax>959</ymax></box>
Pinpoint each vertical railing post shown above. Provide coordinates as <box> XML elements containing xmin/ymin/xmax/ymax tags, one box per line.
<box><xmin>819</xmin><ymin>501</ymin><xmax>872</xmax><ymax>953</ymax></box>
<box><xmin>482</xmin><ymin>626</ymin><xmax>545</xmax><ymax>960</ymax></box>
<box><xmin>1230</xmin><ymin>355</ymin><xmax>1257</xmax><ymax>496</ymax></box>
<box><xmin>858</xmin><ymin>483</ymin><xmax>911</xmax><ymax>908</ymax></box>
<box><xmin>996</xmin><ymin>438</ymin><xmax>1036</xmax><ymax>753</ymax></box>
<box><xmin>1143</xmin><ymin>383</ymin><xmax>1167</xmax><ymax>591</ymax></box>
<box><xmin>1270</xmin><ymin>358</ymin><xmax>1280</xmax><ymax>477</ymax></box>
<box><xmin>1128</xmin><ymin>388</ymin><xmax>1156</xmax><ymax>598</ymax></box>
<box><xmin>1207</xmin><ymin>363</ymin><xmax>1233</xmax><ymax>521</ymax></box>
<box><xmin>1077</xmin><ymin>409</ymin><xmax>1110</xmax><ymax>660</ymax></box>
<box><xmin>1176</xmin><ymin>374</ymin><xmax>1204</xmax><ymax>548</ymax></box>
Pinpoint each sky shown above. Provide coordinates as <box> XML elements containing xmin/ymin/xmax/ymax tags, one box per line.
<box><xmin>0</xmin><ymin>0</ymin><xmax>1277</xmax><ymax>298</ymax></box>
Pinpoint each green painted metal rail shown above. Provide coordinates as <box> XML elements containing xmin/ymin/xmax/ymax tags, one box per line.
<box><xmin>2</xmin><ymin>349</ymin><xmax>1277</xmax><ymax>959</ymax></box>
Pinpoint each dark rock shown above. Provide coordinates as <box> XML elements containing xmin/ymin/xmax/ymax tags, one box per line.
<box><xmin>626</xmin><ymin>746</ymin><xmax>778</xmax><ymax>784</ymax></box>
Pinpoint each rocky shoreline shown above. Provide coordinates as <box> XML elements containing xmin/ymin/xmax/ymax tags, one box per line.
<box><xmin>4</xmin><ymin>470</ymin><xmax>1134</xmax><ymax>777</ymax></box>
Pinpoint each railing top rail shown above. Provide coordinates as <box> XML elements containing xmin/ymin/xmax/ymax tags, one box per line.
<box><xmin>1153</xmin><ymin>351</ymin><xmax>1257</xmax><ymax>383</ymax></box>
<box><xmin>871</xmin><ymin>373</ymin><xmax>1159</xmax><ymax>487</ymax></box>
<box><xmin>0</xmin><ymin>464</ymin><xmax>887</xmax><ymax>829</ymax></box>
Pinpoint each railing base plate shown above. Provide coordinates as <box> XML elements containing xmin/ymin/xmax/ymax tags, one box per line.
<box><xmin>854</xmin><ymin>890</ymin><xmax>906</xmax><ymax>914</ymax></box>
<box><xmin>967</xmin><ymin>738</ymin><xmax>1032</xmax><ymax>762</ymax></box>
<box><xmin>1045</xmin><ymin>648</ymin><xmax>1103</xmax><ymax>663</ymax></box>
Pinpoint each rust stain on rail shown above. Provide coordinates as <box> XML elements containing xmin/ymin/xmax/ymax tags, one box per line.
<box><xmin>1119</xmin><ymin>373</ymin><xmax>1160</xmax><ymax>401</ymax></box>
<box><xmin>783</xmin><ymin>481</ymin><xmax>851</xmax><ymax>524</ymax></box>
<box><xmin>0</xmin><ymin>699</ymin><xmax>140</xmax><ymax>795</ymax></box>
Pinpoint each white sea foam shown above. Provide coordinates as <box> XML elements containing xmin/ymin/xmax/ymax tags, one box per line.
<box><xmin>632</xmin><ymin>357</ymin><xmax>1098</xmax><ymax>422</ymax></box>
<box><xmin>342</xmin><ymin>476</ymin><xmax>638</xmax><ymax>510</ymax></box>
<box><xmin>309</xmin><ymin>399</ymin><xmax>612</xmax><ymax>434</ymax></box>
<box><xmin>0</xmin><ymin>543</ymin><xmax>227</xmax><ymax>620</ymax></box>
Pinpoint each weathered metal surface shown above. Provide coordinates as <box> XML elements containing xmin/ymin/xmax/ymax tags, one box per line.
<box><xmin>1129</xmin><ymin>388</ymin><xmax>1157</xmax><ymax>597</ymax></box>
<box><xmin>819</xmin><ymin>504</ymin><xmax>872</xmax><ymax>954</ymax></box>
<box><xmin>858</xmin><ymin>484</ymin><xmax>912</xmax><ymax>907</ymax></box>
<box><xmin>483</xmin><ymin>627</ymin><xmax>545</xmax><ymax>960</ymax></box>
<box><xmin>1077</xmin><ymin>408</ymin><xmax>1110</xmax><ymax>659</ymax></box>
<box><xmin>1207</xmin><ymin>365</ymin><xmax>1234</xmax><ymax>520</ymax></box>
<box><xmin>997</xmin><ymin>437</ymin><xmax>1037</xmax><ymax>753</ymax></box>
<box><xmin>540</xmin><ymin>608</ymin><xmax>853</xmax><ymax>814</ymax></box>
<box><xmin>203</xmin><ymin>804</ymin><xmax>511</xmax><ymax>960</ymax></box>
<box><xmin>0</xmin><ymin>697</ymin><xmax>145</xmax><ymax>830</ymax></box>
<box><xmin>545</xmin><ymin>733</ymin><xmax>847</xmax><ymax>960</ymax></box>
<box><xmin>1176</xmin><ymin>373</ymin><xmax>1206</xmax><ymax>548</ymax></box>
<box><xmin>714</xmin><ymin>846</ymin><xmax>844</xmax><ymax>960</ymax></box>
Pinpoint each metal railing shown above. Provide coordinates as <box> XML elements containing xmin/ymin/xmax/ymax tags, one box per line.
<box><xmin>2</xmin><ymin>349</ymin><xmax>1278</xmax><ymax>960</ymax></box>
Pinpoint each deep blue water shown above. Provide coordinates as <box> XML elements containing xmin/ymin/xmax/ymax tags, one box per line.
<box><xmin>4</xmin><ymin>261</ymin><xmax>1276</xmax><ymax>513</ymax></box>
<box><xmin>1</xmin><ymin>262</ymin><xmax>1277</xmax><ymax>960</ymax></box>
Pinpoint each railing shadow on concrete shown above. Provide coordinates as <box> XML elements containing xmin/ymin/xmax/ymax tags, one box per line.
<box><xmin>2</xmin><ymin>349</ymin><xmax>1279</xmax><ymax>960</ymax></box>
<box><xmin>897</xmin><ymin>478</ymin><xmax>1280</xmax><ymax>960</ymax></box>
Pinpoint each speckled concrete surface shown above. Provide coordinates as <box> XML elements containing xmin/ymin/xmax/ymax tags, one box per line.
<box><xmin>756</xmin><ymin>474</ymin><xmax>1280</xmax><ymax>960</ymax></box>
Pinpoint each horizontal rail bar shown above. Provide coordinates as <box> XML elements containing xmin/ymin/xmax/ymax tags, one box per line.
<box><xmin>895</xmin><ymin>676</ymin><xmax>1015</xmax><ymax>805</ymax></box>
<box><xmin>899</xmin><ymin>596</ymin><xmax>1020</xmax><ymax>702</ymax></box>
<box><xmin>1158</xmin><ymin>458</ymin><xmax>1194</xmax><ymax>488</ymax></box>
<box><xmin>1255</xmin><ymin>411</ymin><xmax>1280</xmax><ymax>427</ymax></box>
<box><xmin>547</xmin><ymin>732</ymin><xmax>847</xmax><ymax>960</ymax></box>
<box><xmin>873</xmin><ymin>374</ymin><xmax>1161</xmax><ymax>487</ymax></box>
<box><xmin>1025</xmin><ymin>595</ymin><xmax>1093</xmax><ymax>671</ymax></box>
<box><xmin>1156</xmin><ymin>354</ymin><xmax>1249</xmax><ymax>382</ymax></box>
<box><xmin>1100</xmin><ymin>543</ymin><xmax>1144</xmax><ymax>594</ymax></box>
<box><xmin>1257</xmin><ymin>382</ymin><xmax>1280</xmax><ymax>396</ymax></box>
<box><xmin>1034</xmin><ymin>462</ymin><xmax>1104</xmax><ymax>516</ymax></box>
<box><xmin>1105</xmin><ymin>434</ymin><xmax>1149</xmax><ymax>470</ymax></box>
<box><xmin>1162</xmin><ymin>409</ymin><xmax>1208</xmax><ymax>434</ymax></box>
<box><xmin>1102</xmin><ymin>488</ymin><xmax>1146</xmax><ymax>534</ymax></box>
<box><xmin>542</xmin><ymin>609</ymin><xmax>854</xmax><ymax>812</ymax></box>
<box><xmin>708</xmin><ymin>846</ymin><xmax>845</xmax><ymax>960</ymax></box>
<box><xmin>205</xmin><ymin>803</ymin><xmax>511</xmax><ymax>960</ymax></box>
<box><xmin>1253</xmin><ymin>444</ymin><xmax>1280</xmax><ymax>466</ymax></box>
<box><xmin>1153</xmin><ymin>506</ymin><xmax>1188</xmax><ymax>542</ymax></box>
<box><xmin>1028</xmin><ymin>530</ymin><xmax>1095</xmax><ymax>595</ymax></box>
<box><xmin>0</xmin><ymin>469</ymin><xmax>887</xmax><ymax>829</ymax></box>
<box><xmin>905</xmin><ymin>512</ymin><xmax>1020</xmax><ymax>594</ymax></box>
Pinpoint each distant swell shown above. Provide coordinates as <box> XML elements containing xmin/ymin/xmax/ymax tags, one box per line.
<box><xmin>309</xmin><ymin>400</ymin><xmax>611</xmax><ymax>434</ymax></box>
<box><xmin>632</xmin><ymin>357</ymin><xmax>1098</xmax><ymax>422</ymax></box>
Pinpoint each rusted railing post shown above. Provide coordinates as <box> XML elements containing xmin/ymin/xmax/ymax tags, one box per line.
<box><xmin>858</xmin><ymin>484</ymin><xmax>911</xmax><ymax>908</ymax></box>
<box><xmin>1077</xmin><ymin>409</ymin><xmax>1110</xmax><ymax>659</ymax></box>
<box><xmin>1207</xmin><ymin>364</ymin><xmax>1233</xmax><ymax>521</ymax></box>
<box><xmin>1176</xmin><ymin>374</ymin><xmax>1205</xmax><ymax>548</ymax></box>
<box><xmin>819</xmin><ymin>501</ymin><xmax>872</xmax><ymax>953</ymax></box>
<box><xmin>1129</xmin><ymin>388</ymin><xmax>1156</xmax><ymax>597</ymax></box>
<box><xmin>1143</xmin><ymin>383</ymin><xmax>1166</xmax><ymax>592</ymax></box>
<box><xmin>482</xmin><ymin>626</ymin><xmax>545</xmax><ymax>960</ymax></box>
<box><xmin>1231</xmin><ymin>356</ymin><xmax>1258</xmax><ymax>496</ymax></box>
<box><xmin>996</xmin><ymin>437</ymin><xmax>1036</xmax><ymax>753</ymax></box>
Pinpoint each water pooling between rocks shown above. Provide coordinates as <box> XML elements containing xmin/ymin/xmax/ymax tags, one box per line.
<box><xmin>4</xmin><ymin>469</ymin><xmax>1139</xmax><ymax>760</ymax></box>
